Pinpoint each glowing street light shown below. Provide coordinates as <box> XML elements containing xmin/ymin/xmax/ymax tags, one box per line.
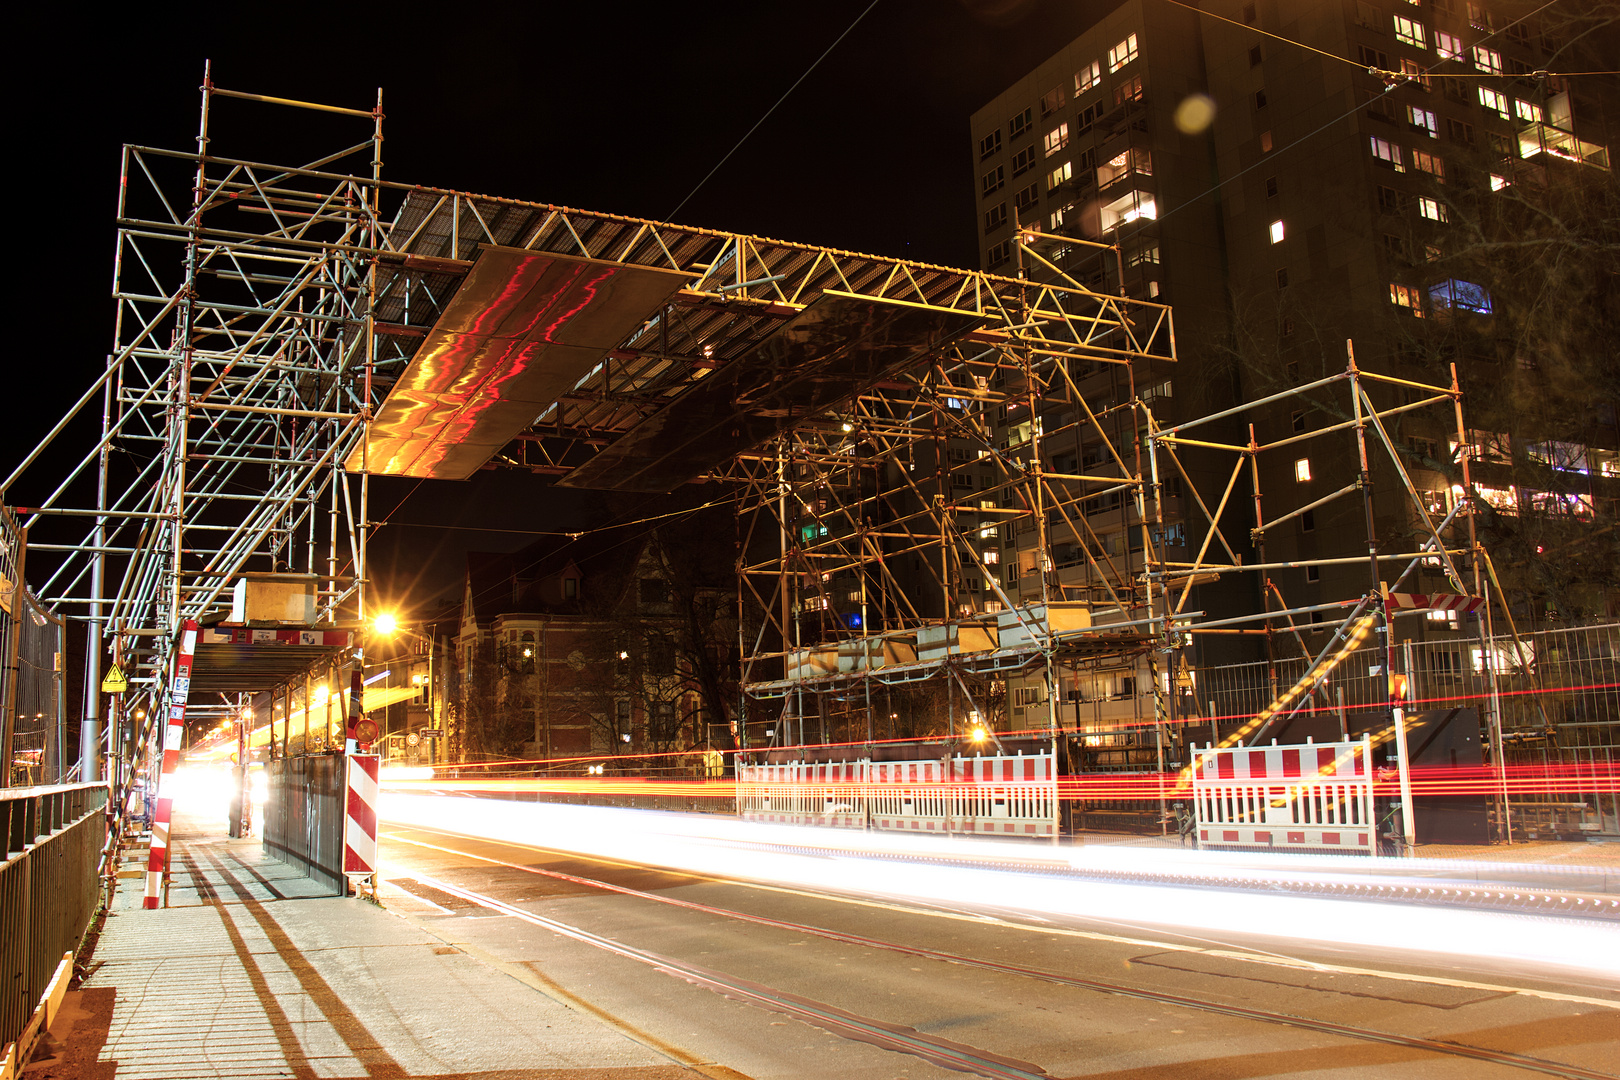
<box><xmin>374</xmin><ymin>611</ymin><xmax>398</xmax><ymax>636</ymax></box>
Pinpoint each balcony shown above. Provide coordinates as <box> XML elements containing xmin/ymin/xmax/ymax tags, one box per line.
<box><xmin>1518</xmin><ymin>122</ymin><xmax>1610</xmax><ymax>169</ymax></box>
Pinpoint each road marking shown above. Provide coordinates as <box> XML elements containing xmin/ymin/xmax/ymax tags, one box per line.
<box><xmin>409</xmin><ymin>871</ymin><xmax>1054</xmax><ymax>1080</ymax></box>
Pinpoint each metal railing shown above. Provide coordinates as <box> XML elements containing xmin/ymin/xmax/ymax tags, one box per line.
<box><xmin>1</xmin><ymin>783</ymin><xmax>107</xmax><ymax>1051</ymax></box>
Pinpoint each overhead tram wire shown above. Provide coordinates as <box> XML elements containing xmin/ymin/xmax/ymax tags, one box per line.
<box><xmin>665</xmin><ymin>0</ymin><xmax>883</xmax><ymax>221</ymax></box>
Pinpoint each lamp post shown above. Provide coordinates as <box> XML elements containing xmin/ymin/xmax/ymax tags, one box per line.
<box><xmin>372</xmin><ymin>611</ymin><xmax>439</xmax><ymax>764</ymax></box>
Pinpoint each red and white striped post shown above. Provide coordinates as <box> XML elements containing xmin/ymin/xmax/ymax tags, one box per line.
<box><xmin>344</xmin><ymin>754</ymin><xmax>380</xmax><ymax>896</ymax></box>
<box><xmin>342</xmin><ymin>663</ymin><xmax>380</xmax><ymax>897</ymax></box>
<box><xmin>144</xmin><ymin>619</ymin><xmax>198</xmax><ymax>909</ymax></box>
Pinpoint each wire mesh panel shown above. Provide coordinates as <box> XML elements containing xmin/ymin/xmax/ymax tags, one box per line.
<box><xmin>1</xmin><ymin>509</ymin><xmax>65</xmax><ymax>787</ymax></box>
<box><xmin>261</xmin><ymin>755</ymin><xmax>345</xmax><ymax>894</ymax></box>
<box><xmin>8</xmin><ymin>598</ymin><xmax>64</xmax><ymax>785</ymax></box>
<box><xmin>1188</xmin><ymin>620</ymin><xmax>1620</xmax><ymax>839</ymax></box>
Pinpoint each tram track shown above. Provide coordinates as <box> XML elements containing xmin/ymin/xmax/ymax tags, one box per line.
<box><xmin>382</xmin><ymin>825</ymin><xmax>1618</xmax><ymax>1080</ymax></box>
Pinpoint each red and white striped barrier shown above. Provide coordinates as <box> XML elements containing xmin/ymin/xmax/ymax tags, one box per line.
<box><xmin>1387</xmin><ymin>591</ymin><xmax>1484</xmax><ymax>613</ymax></box>
<box><xmin>738</xmin><ymin>751</ymin><xmax>1057</xmax><ymax>838</ymax></box>
<box><xmin>737</xmin><ymin>759</ymin><xmax>866</xmax><ymax>829</ymax></box>
<box><xmin>144</xmin><ymin>620</ymin><xmax>198</xmax><ymax>908</ymax></box>
<box><xmin>872</xmin><ymin>753</ymin><xmax>1055</xmax><ymax>837</ymax></box>
<box><xmin>343</xmin><ymin>754</ymin><xmax>380</xmax><ymax>887</ymax></box>
<box><xmin>1192</xmin><ymin>737</ymin><xmax>1374</xmax><ymax>854</ymax></box>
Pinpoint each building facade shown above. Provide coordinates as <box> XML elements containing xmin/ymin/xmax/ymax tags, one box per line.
<box><xmin>972</xmin><ymin>0</ymin><xmax>1617</xmax><ymax>628</ymax></box>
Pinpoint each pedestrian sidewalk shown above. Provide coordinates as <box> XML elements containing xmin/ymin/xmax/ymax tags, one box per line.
<box><xmin>41</xmin><ymin>814</ymin><xmax>727</xmax><ymax>1080</ymax></box>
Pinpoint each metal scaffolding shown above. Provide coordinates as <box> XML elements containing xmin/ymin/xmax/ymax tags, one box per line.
<box><xmin>7</xmin><ymin>73</ymin><xmax>1604</xmax><ymax>840</ymax></box>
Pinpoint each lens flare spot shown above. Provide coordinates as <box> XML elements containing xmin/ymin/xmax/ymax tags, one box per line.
<box><xmin>1175</xmin><ymin>93</ymin><xmax>1217</xmax><ymax>134</ymax></box>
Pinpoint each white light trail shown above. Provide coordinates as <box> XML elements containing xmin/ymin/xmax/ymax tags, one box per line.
<box><xmin>380</xmin><ymin>794</ymin><xmax>1620</xmax><ymax>990</ymax></box>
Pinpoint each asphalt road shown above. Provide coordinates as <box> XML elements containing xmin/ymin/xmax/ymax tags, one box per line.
<box><xmin>375</xmin><ymin>821</ymin><xmax>1619</xmax><ymax>1080</ymax></box>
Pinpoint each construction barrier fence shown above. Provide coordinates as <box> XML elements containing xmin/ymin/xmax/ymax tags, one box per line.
<box><xmin>1192</xmin><ymin>738</ymin><xmax>1375</xmax><ymax>854</ymax></box>
<box><xmin>262</xmin><ymin>755</ymin><xmax>346</xmax><ymax>894</ymax></box>
<box><xmin>738</xmin><ymin>750</ymin><xmax>1057</xmax><ymax>838</ymax></box>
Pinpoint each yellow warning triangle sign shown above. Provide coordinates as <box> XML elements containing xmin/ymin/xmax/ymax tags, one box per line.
<box><xmin>101</xmin><ymin>665</ymin><xmax>128</xmax><ymax>694</ymax></box>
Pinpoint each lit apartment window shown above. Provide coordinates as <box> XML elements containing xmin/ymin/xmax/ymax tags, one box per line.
<box><xmin>1269</xmin><ymin>219</ymin><xmax>1285</xmax><ymax>243</ymax></box>
<box><xmin>1114</xmin><ymin>76</ymin><xmax>1144</xmax><ymax>105</ymax></box>
<box><xmin>1412</xmin><ymin>149</ymin><xmax>1444</xmax><ymax>180</ymax></box>
<box><xmin>1393</xmin><ymin>15</ymin><xmax>1427</xmax><ymax>47</ymax></box>
<box><xmin>1478</xmin><ymin>87</ymin><xmax>1509</xmax><ymax>118</ymax></box>
<box><xmin>1515</xmin><ymin>99</ymin><xmax>1542</xmax><ymax>122</ymax></box>
<box><xmin>1369</xmin><ymin>136</ymin><xmax>1406</xmax><ymax>172</ymax></box>
<box><xmin>1049</xmin><ymin>204</ymin><xmax>1071</xmax><ymax>229</ymax></box>
<box><xmin>1490</xmin><ymin>173</ymin><xmax>1510</xmax><ymax>190</ymax></box>
<box><xmin>1047</xmin><ymin>160</ymin><xmax>1073</xmax><ymax>190</ymax></box>
<box><xmin>1408</xmin><ymin>105</ymin><xmax>1437</xmax><ymax>135</ymax></box>
<box><xmin>1043</xmin><ymin>122</ymin><xmax>1069</xmax><ymax>157</ymax></box>
<box><xmin>1075</xmin><ymin>61</ymin><xmax>1101</xmax><ymax>94</ymax></box>
<box><xmin>1099</xmin><ymin>190</ymin><xmax>1155</xmax><ymax>229</ymax></box>
<box><xmin>1435</xmin><ymin>31</ymin><xmax>1462</xmax><ymax>59</ymax></box>
<box><xmin>1294</xmin><ymin>458</ymin><xmax>1312</xmax><ymax>482</ymax></box>
<box><xmin>1097</xmin><ymin>147</ymin><xmax>1151</xmax><ymax>186</ymax></box>
<box><xmin>1389</xmin><ymin>283</ymin><xmax>1425</xmax><ymax>314</ymax></box>
<box><xmin>1401</xmin><ymin>59</ymin><xmax>1430</xmax><ymax>89</ymax></box>
<box><xmin>1260</xmin><ymin>130</ymin><xmax>1274</xmax><ymax>152</ymax></box>
<box><xmin>1473</xmin><ymin>46</ymin><xmax>1502</xmax><ymax>74</ymax></box>
<box><xmin>1417</xmin><ymin>196</ymin><xmax>1447</xmax><ymax>221</ymax></box>
<box><xmin>1107</xmin><ymin>33</ymin><xmax>1139</xmax><ymax>73</ymax></box>
<box><xmin>1429</xmin><ymin>278</ymin><xmax>1493</xmax><ymax>313</ymax></box>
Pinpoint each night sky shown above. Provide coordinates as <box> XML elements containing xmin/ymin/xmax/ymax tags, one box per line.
<box><xmin>16</xmin><ymin>0</ymin><xmax>1117</xmax><ymax>614</ymax></box>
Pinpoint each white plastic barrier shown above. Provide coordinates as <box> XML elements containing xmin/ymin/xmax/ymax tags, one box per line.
<box><xmin>739</xmin><ymin>751</ymin><xmax>1057</xmax><ymax>839</ymax></box>
<box><xmin>736</xmin><ymin>759</ymin><xmax>867</xmax><ymax>829</ymax></box>
<box><xmin>1192</xmin><ymin>737</ymin><xmax>1374</xmax><ymax>854</ymax></box>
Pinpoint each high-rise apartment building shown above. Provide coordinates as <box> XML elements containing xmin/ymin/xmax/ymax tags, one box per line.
<box><xmin>972</xmin><ymin>0</ymin><xmax>1618</xmax><ymax>635</ymax></box>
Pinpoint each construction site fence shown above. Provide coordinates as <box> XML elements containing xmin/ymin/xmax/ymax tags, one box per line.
<box><xmin>737</xmin><ymin>751</ymin><xmax>1059</xmax><ymax>839</ymax></box>
<box><xmin>0</xmin><ymin>783</ymin><xmax>106</xmax><ymax>1052</ymax></box>
<box><xmin>1</xmin><ymin>508</ymin><xmax>66</xmax><ymax>788</ymax></box>
<box><xmin>262</xmin><ymin>756</ymin><xmax>345</xmax><ymax>894</ymax></box>
<box><xmin>1188</xmin><ymin>620</ymin><xmax>1619</xmax><ymax>837</ymax></box>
